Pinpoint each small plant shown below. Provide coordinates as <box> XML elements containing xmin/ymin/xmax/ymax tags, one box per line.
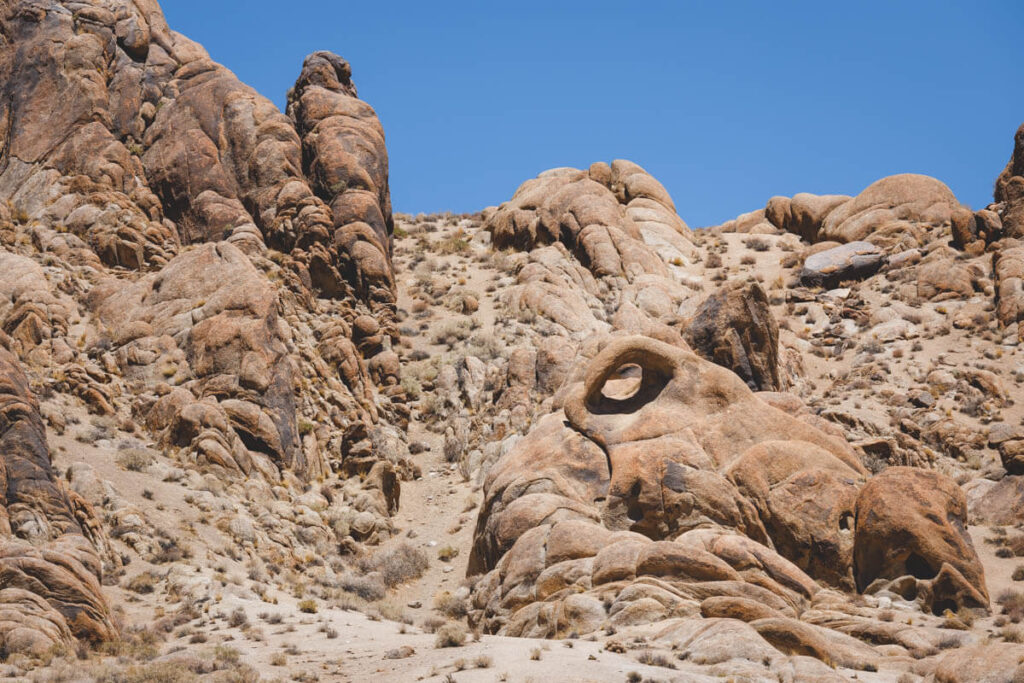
<box><xmin>474</xmin><ymin>654</ymin><xmax>493</xmax><ymax>668</ymax></box>
<box><xmin>529</xmin><ymin>647</ymin><xmax>542</xmax><ymax>661</ymax></box>
<box><xmin>338</xmin><ymin>571</ymin><xmax>386</xmax><ymax>601</ymax></box>
<box><xmin>636</xmin><ymin>649</ymin><xmax>676</xmax><ymax>669</ymax></box>
<box><xmin>297</xmin><ymin>599</ymin><xmax>317</xmax><ymax>614</ymax></box>
<box><xmin>434</xmin><ymin>622</ymin><xmax>467</xmax><ymax>648</ymax></box>
<box><xmin>744</xmin><ymin>237</ymin><xmax>770</xmax><ymax>252</ymax></box>
<box><xmin>228</xmin><ymin>607</ymin><xmax>248</xmax><ymax>628</ymax></box>
<box><xmin>116</xmin><ymin>448</ymin><xmax>154</xmax><ymax>472</ymax></box>
<box><xmin>359</xmin><ymin>543</ymin><xmax>429</xmax><ymax>587</ymax></box>
<box><xmin>1014</xmin><ymin>566</ymin><xmax>1024</xmax><ymax>582</ymax></box>
<box><xmin>433</xmin><ymin>590</ymin><xmax>468</xmax><ymax>619</ymax></box>
<box><xmin>270</xmin><ymin>652</ymin><xmax>286</xmax><ymax>666</ymax></box>
<box><xmin>420</xmin><ymin>615</ymin><xmax>446</xmax><ymax>633</ymax></box>
<box><xmin>437</xmin><ymin>545</ymin><xmax>459</xmax><ymax>562</ymax></box>
<box><xmin>998</xmin><ymin>589</ymin><xmax>1024</xmax><ymax>623</ymax></box>
<box><xmin>125</xmin><ymin>572</ymin><xmax>158</xmax><ymax>594</ymax></box>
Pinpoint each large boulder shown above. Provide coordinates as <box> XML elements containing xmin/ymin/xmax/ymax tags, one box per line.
<box><xmin>819</xmin><ymin>174</ymin><xmax>963</xmax><ymax>248</ymax></box>
<box><xmin>853</xmin><ymin>467</ymin><xmax>988</xmax><ymax>614</ymax></box>
<box><xmin>799</xmin><ymin>241</ymin><xmax>884</xmax><ymax>288</ymax></box>
<box><xmin>485</xmin><ymin>161</ymin><xmax>694</xmax><ymax>282</ymax></box>
<box><xmin>765</xmin><ymin>193</ymin><xmax>851</xmax><ymax>242</ymax></box>
<box><xmin>683</xmin><ymin>281</ymin><xmax>783</xmax><ymax>391</ymax></box>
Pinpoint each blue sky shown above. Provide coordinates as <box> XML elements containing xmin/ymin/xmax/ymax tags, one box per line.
<box><xmin>163</xmin><ymin>1</ymin><xmax>1024</xmax><ymax>227</ymax></box>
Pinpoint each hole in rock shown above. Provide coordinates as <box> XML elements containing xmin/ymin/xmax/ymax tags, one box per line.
<box><xmin>931</xmin><ymin>599</ymin><xmax>957</xmax><ymax>616</ymax></box>
<box><xmin>905</xmin><ymin>552</ymin><xmax>937</xmax><ymax>580</ymax></box>
<box><xmin>600</xmin><ymin>363</ymin><xmax>642</xmax><ymax>401</ymax></box>
<box><xmin>588</xmin><ymin>356</ymin><xmax>673</xmax><ymax>416</ymax></box>
<box><xmin>839</xmin><ymin>512</ymin><xmax>854</xmax><ymax>531</ymax></box>
<box><xmin>626</xmin><ymin>481</ymin><xmax>644</xmax><ymax>523</ymax></box>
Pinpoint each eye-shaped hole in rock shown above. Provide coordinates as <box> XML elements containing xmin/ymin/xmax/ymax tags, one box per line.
<box><xmin>905</xmin><ymin>552</ymin><xmax>938</xmax><ymax>581</ymax></box>
<box><xmin>599</xmin><ymin>363</ymin><xmax>642</xmax><ymax>400</ymax></box>
<box><xmin>586</xmin><ymin>354</ymin><xmax>673</xmax><ymax>416</ymax></box>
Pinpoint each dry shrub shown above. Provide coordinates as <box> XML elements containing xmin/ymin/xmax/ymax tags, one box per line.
<box><xmin>435</xmin><ymin>622</ymin><xmax>467</xmax><ymax>648</ymax></box>
<box><xmin>360</xmin><ymin>543</ymin><xmax>429</xmax><ymax>587</ymax></box>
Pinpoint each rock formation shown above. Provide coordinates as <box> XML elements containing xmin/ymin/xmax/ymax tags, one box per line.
<box><xmin>467</xmin><ymin>336</ymin><xmax>987</xmax><ymax>669</ymax></box>
<box><xmin>0</xmin><ymin>343</ymin><xmax>115</xmax><ymax>655</ymax></box>
<box><xmin>0</xmin><ymin>0</ymin><xmax>1023</xmax><ymax>679</ymax></box>
<box><xmin>0</xmin><ymin>0</ymin><xmax>407</xmax><ymax>655</ymax></box>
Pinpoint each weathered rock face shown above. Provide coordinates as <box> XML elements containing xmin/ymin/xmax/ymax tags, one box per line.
<box><xmin>0</xmin><ymin>0</ymin><xmax>393</xmax><ymax>311</ymax></box>
<box><xmin>994</xmin><ymin>240</ymin><xmax>1024</xmax><ymax>342</ymax></box>
<box><xmin>995</xmin><ymin>123</ymin><xmax>1024</xmax><ymax>238</ymax></box>
<box><xmin>287</xmin><ymin>51</ymin><xmax>395</xmax><ymax>309</ymax></box>
<box><xmin>854</xmin><ymin>467</ymin><xmax>987</xmax><ymax>614</ymax></box>
<box><xmin>683</xmin><ymin>281</ymin><xmax>783</xmax><ymax>391</ymax></box>
<box><xmin>0</xmin><ymin>344</ymin><xmax>115</xmax><ymax>655</ymax></box>
<box><xmin>820</xmin><ymin>174</ymin><xmax>963</xmax><ymax>249</ymax></box>
<box><xmin>765</xmin><ymin>193</ymin><xmax>851</xmax><ymax>242</ymax></box>
<box><xmin>486</xmin><ymin>161</ymin><xmax>694</xmax><ymax>281</ymax></box>
<box><xmin>799</xmin><ymin>241</ymin><xmax>884</xmax><ymax>289</ymax></box>
<box><xmin>468</xmin><ymin>335</ymin><xmax>989</xmax><ymax>670</ymax></box>
<box><xmin>0</xmin><ymin>0</ymin><xmax>407</xmax><ymax>653</ymax></box>
<box><xmin>764</xmin><ymin>175</ymin><xmax>966</xmax><ymax>251</ymax></box>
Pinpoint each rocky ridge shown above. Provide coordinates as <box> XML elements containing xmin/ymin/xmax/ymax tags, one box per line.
<box><xmin>1</xmin><ymin>1</ymin><xmax>1024</xmax><ymax>682</ymax></box>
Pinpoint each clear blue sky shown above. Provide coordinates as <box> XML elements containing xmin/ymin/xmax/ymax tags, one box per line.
<box><xmin>163</xmin><ymin>1</ymin><xmax>1024</xmax><ymax>227</ymax></box>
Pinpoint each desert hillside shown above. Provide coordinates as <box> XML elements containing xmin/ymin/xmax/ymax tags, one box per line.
<box><xmin>1</xmin><ymin>2</ymin><xmax>1024</xmax><ymax>682</ymax></box>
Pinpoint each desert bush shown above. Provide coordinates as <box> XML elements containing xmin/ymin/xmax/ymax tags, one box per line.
<box><xmin>636</xmin><ymin>650</ymin><xmax>676</xmax><ymax>669</ymax></box>
<box><xmin>361</xmin><ymin>543</ymin><xmax>429</xmax><ymax>587</ymax></box>
<box><xmin>434</xmin><ymin>622</ymin><xmax>467</xmax><ymax>648</ymax></box>
<box><xmin>228</xmin><ymin>607</ymin><xmax>248</xmax><ymax>628</ymax></box>
<box><xmin>125</xmin><ymin>572</ymin><xmax>158</xmax><ymax>594</ymax></box>
<box><xmin>433</xmin><ymin>590</ymin><xmax>469</xmax><ymax>619</ymax></box>
<box><xmin>998</xmin><ymin>590</ymin><xmax>1024</xmax><ymax>623</ymax></box>
<box><xmin>420</xmin><ymin>615</ymin><xmax>447</xmax><ymax>633</ymax></box>
<box><xmin>117</xmin><ymin>448</ymin><xmax>154</xmax><ymax>472</ymax></box>
<box><xmin>338</xmin><ymin>571</ymin><xmax>386</xmax><ymax>601</ymax></box>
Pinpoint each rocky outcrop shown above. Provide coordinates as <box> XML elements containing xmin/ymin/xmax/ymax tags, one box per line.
<box><xmin>287</xmin><ymin>51</ymin><xmax>395</xmax><ymax>310</ymax></box>
<box><xmin>0</xmin><ymin>0</ymin><xmax>392</xmax><ymax>310</ymax></box>
<box><xmin>995</xmin><ymin>123</ymin><xmax>1024</xmax><ymax>238</ymax></box>
<box><xmin>799</xmin><ymin>241</ymin><xmax>883</xmax><ymax>288</ymax></box>
<box><xmin>486</xmin><ymin>161</ymin><xmax>694</xmax><ymax>281</ymax></box>
<box><xmin>683</xmin><ymin>281</ymin><xmax>783</xmax><ymax>391</ymax></box>
<box><xmin>765</xmin><ymin>175</ymin><xmax>966</xmax><ymax>251</ymax></box>
<box><xmin>468</xmin><ymin>335</ymin><xmax>988</xmax><ymax>666</ymax></box>
<box><xmin>765</xmin><ymin>193</ymin><xmax>851</xmax><ymax>242</ymax></box>
<box><xmin>0</xmin><ymin>0</ymin><xmax>407</xmax><ymax>653</ymax></box>
<box><xmin>994</xmin><ymin>240</ymin><xmax>1024</xmax><ymax>342</ymax></box>
<box><xmin>0</xmin><ymin>344</ymin><xmax>115</xmax><ymax>655</ymax></box>
<box><xmin>820</xmin><ymin>174</ymin><xmax>963</xmax><ymax>249</ymax></box>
